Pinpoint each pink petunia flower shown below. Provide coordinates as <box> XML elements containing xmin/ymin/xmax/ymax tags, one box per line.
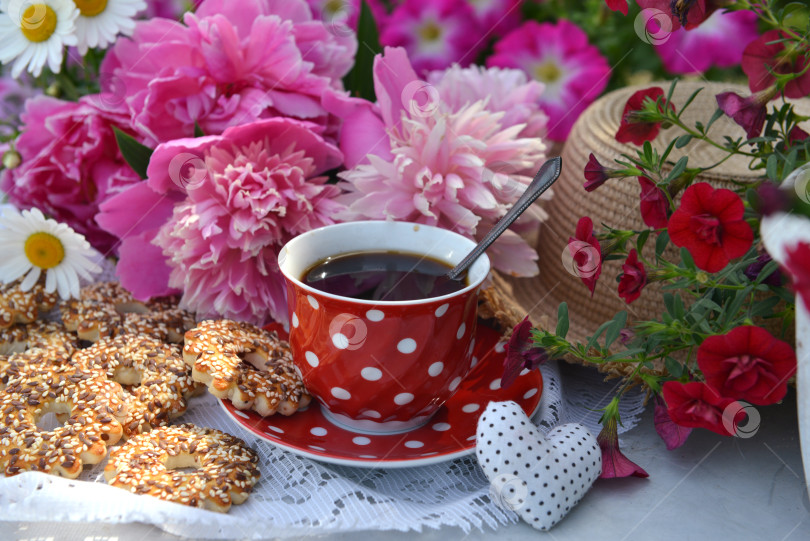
<box><xmin>487</xmin><ymin>20</ymin><xmax>610</xmax><ymax>141</ymax></box>
<box><xmin>335</xmin><ymin>47</ymin><xmax>550</xmax><ymax>277</ymax></box>
<box><xmin>380</xmin><ymin>0</ymin><xmax>484</xmax><ymax>74</ymax></box>
<box><xmin>97</xmin><ymin>118</ymin><xmax>344</xmax><ymax>323</ymax></box>
<box><xmin>466</xmin><ymin>0</ymin><xmax>522</xmax><ymax>38</ymax></box>
<box><xmin>1</xmin><ymin>95</ymin><xmax>142</xmax><ymax>254</ymax></box>
<box><xmin>101</xmin><ymin>0</ymin><xmax>356</xmax><ymax>146</ymax></box>
<box><xmin>655</xmin><ymin>10</ymin><xmax>758</xmax><ymax>75</ymax></box>
<box><xmin>501</xmin><ymin>316</ymin><xmax>548</xmax><ymax>389</ymax></box>
<box><xmin>638</xmin><ymin>176</ymin><xmax>669</xmax><ymax>229</ymax></box>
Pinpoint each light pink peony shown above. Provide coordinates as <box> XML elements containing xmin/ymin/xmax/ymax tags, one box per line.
<box><xmin>380</xmin><ymin>0</ymin><xmax>483</xmax><ymax>74</ymax></box>
<box><xmin>97</xmin><ymin>118</ymin><xmax>344</xmax><ymax>324</ymax></box>
<box><xmin>487</xmin><ymin>20</ymin><xmax>611</xmax><ymax>141</ymax></box>
<box><xmin>101</xmin><ymin>0</ymin><xmax>356</xmax><ymax>146</ymax></box>
<box><xmin>655</xmin><ymin>10</ymin><xmax>759</xmax><ymax>74</ymax></box>
<box><xmin>1</xmin><ymin>95</ymin><xmax>142</xmax><ymax>254</ymax></box>
<box><xmin>335</xmin><ymin>47</ymin><xmax>549</xmax><ymax>277</ymax></box>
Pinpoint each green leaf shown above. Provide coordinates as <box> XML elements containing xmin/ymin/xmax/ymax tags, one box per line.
<box><xmin>663</xmin><ymin>293</ymin><xmax>676</xmax><ymax>318</ymax></box>
<box><xmin>666</xmin><ymin>156</ymin><xmax>688</xmax><ymax>182</ymax></box>
<box><xmin>783</xmin><ymin>147</ymin><xmax>798</xmax><ymax>179</ymax></box>
<box><xmin>655</xmin><ymin>230</ymin><xmax>670</xmax><ymax>259</ymax></box>
<box><xmin>664</xmin><ymin>356</ymin><xmax>684</xmax><ymax>378</ymax></box>
<box><xmin>678</xmin><ymin>87</ymin><xmax>703</xmax><ymax>117</ymax></box>
<box><xmin>194</xmin><ymin>122</ymin><xmax>205</xmax><ymax>138</ymax></box>
<box><xmin>605</xmin><ymin>311</ymin><xmax>628</xmax><ymax>348</ymax></box>
<box><xmin>750</xmin><ymin>296</ymin><xmax>781</xmax><ymax>318</ymax></box>
<box><xmin>704</xmin><ymin>108</ymin><xmax>725</xmax><ymax>133</ymax></box>
<box><xmin>766</xmin><ymin>154</ymin><xmax>779</xmax><ymax>180</ymax></box>
<box><xmin>680</xmin><ymin>247</ymin><xmax>696</xmax><ymax>270</ymax></box>
<box><xmin>586</xmin><ymin>321</ymin><xmax>614</xmax><ymax>352</ymax></box>
<box><xmin>342</xmin><ymin>1</ymin><xmax>382</xmax><ymax>101</ymax></box>
<box><xmin>637</xmin><ymin>229</ymin><xmax>651</xmax><ymax>253</ymax></box>
<box><xmin>674</xmin><ymin>134</ymin><xmax>693</xmax><ymax>148</ymax></box>
<box><xmin>556</xmin><ymin>302</ymin><xmax>569</xmax><ymax>339</ymax></box>
<box><xmin>604</xmin><ymin>348</ymin><xmax>646</xmax><ymax>362</ymax></box>
<box><xmin>113</xmin><ymin>127</ymin><xmax>152</xmax><ymax>180</ymax></box>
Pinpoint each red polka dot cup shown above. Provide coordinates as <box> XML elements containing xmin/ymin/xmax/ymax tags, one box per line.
<box><xmin>278</xmin><ymin>221</ymin><xmax>490</xmax><ymax>434</ymax></box>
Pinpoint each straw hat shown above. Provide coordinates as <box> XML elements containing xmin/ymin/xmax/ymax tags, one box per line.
<box><xmin>481</xmin><ymin>81</ymin><xmax>810</xmax><ymax>375</ymax></box>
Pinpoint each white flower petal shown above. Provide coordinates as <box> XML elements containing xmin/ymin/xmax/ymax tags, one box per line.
<box><xmin>20</xmin><ymin>267</ymin><xmax>41</xmax><ymax>291</ymax></box>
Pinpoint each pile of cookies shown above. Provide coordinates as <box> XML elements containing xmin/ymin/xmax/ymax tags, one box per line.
<box><xmin>0</xmin><ymin>279</ymin><xmax>309</xmax><ymax>513</ymax></box>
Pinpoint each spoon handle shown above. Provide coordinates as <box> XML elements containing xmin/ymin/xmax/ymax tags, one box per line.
<box><xmin>446</xmin><ymin>156</ymin><xmax>562</xmax><ymax>281</ymax></box>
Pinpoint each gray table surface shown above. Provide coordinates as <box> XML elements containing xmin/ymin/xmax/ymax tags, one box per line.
<box><xmin>3</xmin><ymin>389</ymin><xmax>809</xmax><ymax>541</ymax></box>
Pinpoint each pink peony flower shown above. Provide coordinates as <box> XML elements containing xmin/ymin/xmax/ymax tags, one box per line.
<box><xmin>487</xmin><ymin>20</ymin><xmax>610</xmax><ymax>141</ymax></box>
<box><xmin>1</xmin><ymin>95</ymin><xmax>142</xmax><ymax>254</ymax></box>
<box><xmin>335</xmin><ymin>47</ymin><xmax>549</xmax><ymax>277</ymax></box>
<box><xmin>101</xmin><ymin>0</ymin><xmax>356</xmax><ymax>146</ymax></box>
<box><xmin>655</xmin><ymin>10</ymin><xmax>758</xmax><ymax>75</ymax></box>
<box><xmin>97</xmin><ymin>118</ymin><xmax>344</xmax><ymax>324</ymax></box>
<box><xmin>379</xmin><ymin>0</ymin><xmax>483</xmax><ymax>74</ymax></box>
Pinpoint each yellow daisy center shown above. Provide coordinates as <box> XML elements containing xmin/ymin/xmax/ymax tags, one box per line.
<box><xmin>24</xmin><ymin>232</ymin><xmax>65</xmax><ymax>269</ymax></box>
<box><xmin>534</xmin><ymin>61</ymin><xmax>562</xmax><ymax>84</ymax></box>
<box><xmin>20</xmin><ymin>4</ymin><xmax>57</xmax><ymax>43</ymax></box>
<box><xmin>74</xmin><ymin>0</ymin><xmax>108</xmax><ymax>17</ymax></box>
<box><xmin>419</xmin><ymin>21</ymin><xmax>442</xmax><ymax>43</ymax></box>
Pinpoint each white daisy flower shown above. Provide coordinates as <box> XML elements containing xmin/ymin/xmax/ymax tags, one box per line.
<box><xmin>0</xmin><ymin>207</ymin><xmax>102</xmax><ymax>299</ymax></box>
<box><xmin>73</xmin><ymin>0</ymin><xmax>146</xmax><ymax>55</ymax></box>
<box><xmin>0</xmin><ymin>0</ymin><xmax>78</xmax><ymax>77</ymax></box>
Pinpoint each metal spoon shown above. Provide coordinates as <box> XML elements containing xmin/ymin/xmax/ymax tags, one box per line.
<box><xmin>445</xmin><ymin>156</ymin><xmax>563</xmax><ymax>282</ymax></box>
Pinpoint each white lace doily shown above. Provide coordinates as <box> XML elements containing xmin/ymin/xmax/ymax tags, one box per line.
<box><xmin>0</xmin><ymin>358</ymin><xmax>646</xmax><ymax>538</ymax></box>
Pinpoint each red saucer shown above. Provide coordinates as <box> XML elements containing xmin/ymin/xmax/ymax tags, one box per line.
<box><xmin>220</xmin><ymin>322</ymin><xmax>543</xmax><ymax>468</ymax></box>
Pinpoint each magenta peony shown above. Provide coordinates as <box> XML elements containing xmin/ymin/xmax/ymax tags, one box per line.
<box><xmin>97</xmin><ymin>118</ymin><xmax>344</xmax><ymax>324</ymax></box>
<box><xmin>335</xmin><ymin>47</ymin><xmax>549</xmax><ymax>277</ymax></box>
<box><xmin>380</xmin><ymin>0</ymin><xmax>483</xmax><ymax>73</ymax></box>
<box><xmin>101</xmin><ymin>0</ymin><xmax>356</xmax><ymax>146</ymax></box>
<box><xmin>654</xmin><ymin>10</ymin><xmax>758</xmax><ymax>75</ymax></box>
<box><xmin>1</xmin><ymin>95</ymin><xmax>142</xmax><ymax>254</ymax></box>
<box><xmin>487</xmin><ymin>20</ymin><xmax>610</xmax><ymax>141</ymax></box>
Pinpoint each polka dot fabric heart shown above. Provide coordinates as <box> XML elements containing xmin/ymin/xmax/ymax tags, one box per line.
<box><xmin>476</xmin><ymin>401</ymin><xmax>601</xmax><ymax>531</ymax></box>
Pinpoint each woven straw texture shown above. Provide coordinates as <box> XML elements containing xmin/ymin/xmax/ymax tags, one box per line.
<box><xmin>485</xmin><ymin>81</ymin><xmax>810</xmax><ymax>377</ymax></box>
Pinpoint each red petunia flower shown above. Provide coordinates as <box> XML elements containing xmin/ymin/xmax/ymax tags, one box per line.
<box><xmin>653</xmin><ymin>395</ymin><xmax>692</xmax><ymax>450</ymax></box>
<box><xmin>603</xmin><ymin>0</ymin><xmax>628</xmax><ymax>16</ymax></box>
<box><xmin>785</xmin><ymin>242</ymin><xmax>810</xmax><ymax>312</ymax></box>
<box><xmin>742</xmin><ymin>30</ymin><xmax>810</xmax><ymax>100</ymax></box>
<box><xmin>661</xmin><ymin>381</ymin><xmax>744</xmax><ymax>436</ymax></box>
<box><xmin>618</xmin><ymin>249</ymin><xmax>647</xmax><ymax>304</ymax></box>
<box><xmin>789</xmin><ymin>125</ymin><xmax>809</xmax><ymax>146</ymax></box>
<box><xmin>615</xmin><ymin>87</ymin><xmax>671</xmax><ymax>145</ymax></box>
<box><xmin>636</xmin><ymin>0</ymin><xmax>719</xmax><ymax>31</ymax></box>
<box><xmin>501</xmin><ymin>316</ymin><xmax>548</xmax><ymax>389</ymax></box>
<box><xmin>638</xmin><ymin>176</ymin><xmax>669</xmax><ymax>228</ymax></box>
<box><xmin>668</xmin><ymin>183</ymin><xmax>754</xmax><ymax>272</ymax></box>
<box><xmin>597</xmin><ymin>414</ymin><xmax>649</xmax><ymax>478</ymax></box>
<box><xmin>568</xmin><ymin>216</ymin><xmax>602</xmax><ymax>295</ymax></box>
<box><xmin>584</xmin><ymin>153</ymin><xmax>609</xmax><ymax>192</ymax></box>
<box><xmin>716</xmin><ymin>90</ymin><xmax>772</xmax><ymax>140</ymax></box>
<box><xmin>698</xmin><ymin>326</ymin><xmax>797</xmax><ymax>406</ymax></box>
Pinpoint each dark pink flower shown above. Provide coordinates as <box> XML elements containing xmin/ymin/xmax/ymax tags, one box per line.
<box><xmin>785</xmin><ymin>242</ymin><xmax>810</xmax><ymax>312</ymax></box>
<box><xmin>662</xmin><ymin>381</ymin><xmax>744</xmax><ymax>436</ymax></box>
<box><xmin>379</xmin><ymin>0</ymin><xmax>482</xmax><ymax>73</ymax></box>
<box><xmin>716</xmin><ymin>90</ymin><xmax>774</xmax><ymax>140</ymax></box>
<box><xmin>0</xmin><ymin>96</ymin><xmax>142</xmax><ymax>254</ymax></box>
<box><xmin>636</xmin><ymin>0</ymin><xmax>720</xmax><ymax>31</ymax></box>
<box><xmin>501</xmin><ymin>316</ymin><xmax>548</xmax><ymax>389</ymax></box>
<box><xmin>638</xmin><ymin>176</ymin><xmax>669</xmax><ymax>229</ymax></box>
<box><xmin>487</xmin><ymin>20</ymin><xmax>610</xmax><ymax>140</ymax></box>
<box><xmin>615</xmin><ymin>87</ymin><xmax>671</xmax><ymax>145</ymax></box>
<box><xmin>742</xmin><ymin>30</ymin><xmax>810</xmax><ymax>99</ymax></box>
<box><xmin>744</xmin><ymin>253</ymin><xmax>783</xmax><ymax>287</ymax></box>
<box><xmin>618</xmin><ymin>249</ymin><xmax>647</xmax><ymax>304</ymax></box>
<box><xmin>584</xmin><ymin>153</ymin><xmax>610</xmax><ymax>192</ymax></box>
<box><xmin>653</xmin><ymin>395</ymin><xmax>692</xmax><ymax>450</ymax></box>
<box><xmin>789</xmin><ymin>125</ymin><xmax>809</xmax><ymax>145</ymax></box>
<box><xmin>754</xmin><ymin>182</ymin><xmax>792</xmax><ymax>217</ymax></box>
<box><xmin>568</xmin><ymin>217</ymin><xmax>602</xmax><ymax>296</ymax></box>
<box><xmin>655</xmin><ymin>10</ymin><xmax>758</xmax><ymax>75</ymax></box>
<box><xmin>597</xmin><ymin>411</ymin><xmax>649</xmax><ymax>478</ymax></box>
<box><xmin>101</xmin><ymin>0</ymin><xmax>356</xmax><ymax>146</ymax></box>
<box><xmin>604</xmin><ymin>0</ymin><xmax>628</xmax><ymax>15</ymax></box>
<box><xmin>467</xmin><ymin>0</ymin><xmax>522</xmax><ymax>37</ymax></box>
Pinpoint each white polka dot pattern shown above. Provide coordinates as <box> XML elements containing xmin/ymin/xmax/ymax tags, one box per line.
<box><xmin>331</xmin><ymin>387</ymin><xmax>351</xmax><ymax>400</ymax></box>
<box><xmin>435</xmin><ymin>303</ymin><xmax>449</xmax><ymax>317</ymax></box>
<box><xmin>307</xmin><ymin>295</ymin><xmax>319</xmax><ymax>309</ymax></box>
<box><xmin>428</xmin><ymin>362</ymin><xmax>443</xmax><ymax>377</ymax></box>
<box><xmin>476</xmin><ymin>402</ymin><xmax>601</xmax><ymax>531</ymax></box>
<box><xmin>305</xmin><ymin>351</ymin><xmax>319</xmax><ymax>367</ymax></box>
<box><xmin>361</xmin><ymin>367</ymin><xmax>383</xmax><ymax>381</ymax></box>
<box><xmin>366</xmin><ymin>309</ymin><xmax>384</xmax><ymax>321</ymax></box>
<box><xmin>394</xmin><ymin>393</ymin><xmax>414</xmax><ymax>405</ymax></box>
<box><xmin>397</xmin><ymin>338</ymin><xmax>417</xmax><ymax>354</ymax></box>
